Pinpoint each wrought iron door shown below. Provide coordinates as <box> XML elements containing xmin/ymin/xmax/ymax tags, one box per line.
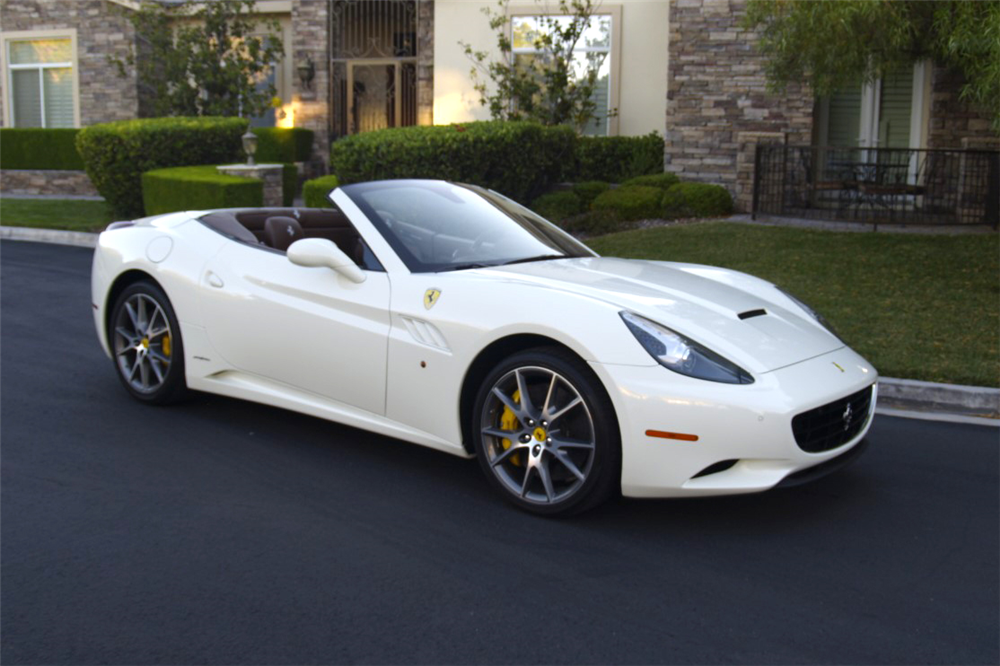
<box><xmin>331</xmin><ymin>0</ymin><xmax>418</xmax><ymax>137</ymax></box>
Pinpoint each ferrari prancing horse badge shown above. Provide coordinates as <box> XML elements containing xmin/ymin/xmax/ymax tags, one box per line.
<box><xmin>424</xmin><ymin>288</ymin><xmax>441</xmax><ymax>310</ymax></box>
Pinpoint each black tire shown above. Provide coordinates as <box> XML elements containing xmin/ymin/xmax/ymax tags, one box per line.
<box><xmin>109</xmin><ymin>280</ymin><xmax>188</xmax><ymax>404</ymax></box>
<box><xmin>472</xmin><ymin>346</ymin><xmax>621</xmax><ymax>516</ymax></box>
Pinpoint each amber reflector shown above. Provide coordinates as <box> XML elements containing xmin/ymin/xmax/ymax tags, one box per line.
<box><xmin>645</xmin><ymin>429</ymin><xmax>699</xmax><ymax>442</ymax></box>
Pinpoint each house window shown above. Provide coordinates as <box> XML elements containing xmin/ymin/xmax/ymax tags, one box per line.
<box><xmin>5</xmin><ymin>37</ymin><xmax>76</xmax><ymax>127</ymax></box>
<box><xmin>815</xmin><ymin>62</ymin><xmax>930</xmax><ymax>150</ymax></box>
<box><xmin>510</xmin><ymin>13</ymin><xmax>612</xmax><ymax>135</ymax></box>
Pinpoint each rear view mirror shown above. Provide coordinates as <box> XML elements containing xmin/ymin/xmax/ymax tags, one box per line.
<box><xmin>287</xmin><ymin>238</ymin><xmax>366</xmax><ymax>284</ymax></box>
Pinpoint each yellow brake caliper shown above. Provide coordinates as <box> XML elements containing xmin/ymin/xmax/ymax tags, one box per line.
<box><xmin>499</xmin><ymin>390</ymin><xmax>523</xmax><ymax>467</ymax></box>
<box><xmin>161</xmin><ymin>334</ymin><xmax>171</xmax><ymax>357</ymax></box>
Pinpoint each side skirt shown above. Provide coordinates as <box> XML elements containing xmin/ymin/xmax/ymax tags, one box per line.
<box><xmin>188</xmin><ymin>371</ymin><xmax>472</xmax><ymax>458</ymax></box>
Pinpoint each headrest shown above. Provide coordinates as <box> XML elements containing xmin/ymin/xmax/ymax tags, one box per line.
<box><xmin>264</xmin><ymin>216</ymin><xmax>304</xmax><ymax>252</ymax></box>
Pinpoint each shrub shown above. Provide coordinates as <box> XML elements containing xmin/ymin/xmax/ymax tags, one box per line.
<box><xmin>661</xmin><ymin>182</ymin><xmax>734</xmax><ymax>219</ymax></box>
<box><xmin>573</xmin><ymin>132</ymin><xmax>664</xmax><ymax>182</ymax></box>
<box><xmin>282</xmin><ymin>163</ymin><xmax>298</xmax><ymax>206</ymax></box>
<box><xmin>76</xmin><ymin>116</ymin><xmax>246</xmax><ymax>218</ymax></box>
<box><xmin>141</xmin><ymin>165</ymin><xmax>262</xmax><ymax>215</ymax></box>
<box><xmin>622</xmin><ymin>172</ymin><xmax>680</xmax><ymax>191</ymax></box>
<box><xmin>0</xmin><ymin>129</ymin><xmax>84</xmax><ymax>170</ymax></box>
<box><xmin>591</xmin><ymin>185</ymin><xmax>663</xmax><ymax>221</ymax></box>
<box><xmin>531</xmin><ymin>190</ymin><xmax>585</xmax><ymax>222</ymax></box>
<box><xmin>559</xmin><ymin>209</ymin><xmax>628</xmax><ymax>237</ymax></box>
<box><xmin>252</xmin><ymin>127</ymin><xmax>314</xmax><ymax>163</ymax></box>
<box><xmin>330</xmin><ymin>121</ymin><xmax>575</xmax><ymax>202</ymax></box>
<box><xmin>303</xmin><ymin>174</ymin><xmax>341</xmax><ymax>208</ymax></box>
<box><xmin>572</xmin><ymin>180</ymin><xmax>610</xmax><ymax>206</ymax></box>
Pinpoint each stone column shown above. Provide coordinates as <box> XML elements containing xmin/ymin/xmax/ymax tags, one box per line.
<box><xmin>292</xmin><ymin>0</ymin><xmax>332</xmax><ymax>177</ymax></box>
<box><xmin>216</xmin><ymin>164</ymin><xmax>285</xmax><ymax>206</ymax></box>
<box><xmin>417</xmin><ymin>0</ymin><xmax>435</xmax><ymax>126</ymax></box>
<box><xmin>735</xmin><ymin>131</ymin><xmax>784</xmax><ymax>213</ymax></box>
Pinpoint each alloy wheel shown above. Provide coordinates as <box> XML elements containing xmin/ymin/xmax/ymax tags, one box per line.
<box><xmin>479</xmin><ymin>365</ymin><xmax>596</xmax><ymax>505</ymax></box>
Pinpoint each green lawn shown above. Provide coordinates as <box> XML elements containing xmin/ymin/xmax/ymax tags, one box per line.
<box><xmin>0</xmin><ymin>197</ymin><xmax>115</xmax><ymax>232</ymax></box>
<box><xmin>588</xmin><ymin>222</ymin><xmax>999</xmax><ymax>388</ymax></box>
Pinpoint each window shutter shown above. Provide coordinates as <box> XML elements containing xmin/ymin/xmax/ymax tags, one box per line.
<box><xmin>877</xmin><ymin>68</ymin><xmax>913</xmax><ymax>149</ymax></box>
<box><xmin>826</xmin><ymin>86</ymin><xmax>862</xmax><ymax>148</ymax></box>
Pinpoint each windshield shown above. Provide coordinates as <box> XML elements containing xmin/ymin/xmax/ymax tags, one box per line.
<box><xmin>341</xmin><ymin>180</ymin><xmax>596</xmax><ymax>273</ymax></box>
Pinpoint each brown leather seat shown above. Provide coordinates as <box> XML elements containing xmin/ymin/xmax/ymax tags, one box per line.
<box><xmin>264</xmin><ymin>216</ymin><xmax>304</xmax><ymax>251</ymax></box>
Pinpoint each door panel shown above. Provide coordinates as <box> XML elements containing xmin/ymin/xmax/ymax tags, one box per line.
<box><xmin>200</xmin><ymin>242</ymin><xmax>391</xmax><ymax>415</ymax></box>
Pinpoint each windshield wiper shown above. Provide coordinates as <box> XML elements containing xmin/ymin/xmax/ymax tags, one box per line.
<box><xmin>498</xmin><ymin>254</ymin><xmax>567</xmax><ymax>266</ymax></box>
<box><xmin>443</xmin><ymin>262</ymin><xmax>493</xmax><ymax>272</ymax></box>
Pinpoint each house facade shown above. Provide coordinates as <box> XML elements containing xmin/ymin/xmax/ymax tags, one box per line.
<box><xmin>1</xmin><ymin>0</ymin><xmax>995</xmax><ymax>212</ymax></box>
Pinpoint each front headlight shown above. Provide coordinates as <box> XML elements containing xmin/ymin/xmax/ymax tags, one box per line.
<box><xmin>620</xmin><ymin>311</ymin><xmax>754</xmax><ymax>385</ymax></box>
<box><xmin>778</xmin><ymin>288</ymin><xmax>841</xmax><ymax>340</ymax></box>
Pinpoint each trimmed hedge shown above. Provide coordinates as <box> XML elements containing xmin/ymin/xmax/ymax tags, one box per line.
<box><xmin>591</xmin><ymin>185</ymin><xmax>663</xmax><ymax>221</ymax></box>
<box><xmin>253</xmin><ymin>127</ymin><xmax>314</xmax><ymax>164</ymax></box>
<box><xmin>0</xmin><ymin>128</ymin><xmax>84</xmax><ymax>170</ymax></box>
<box><xmin>531</xmin><ymin>190</ymin><xmax>585</xmax><ymax>222</ymax></box>
<box><xmin>622</xmin><ymin>172</ymin><xmax>680</xmax><ymax>191</ymax></box>
<box><xmin>330</xmin><ymin>121</ymin><xmax>575</xmax><ymax>202</ymax></box>
<box><xmin>574</xmin><ymin>132</ymin><xmax>664</xmax><ymax>183</ymax></box>
<box><xmin>303</xmin><ymin>174</ymin><xmax>341</xmax><ymax>208</ymax></box>
<box><xmin>572</xmin><ymin>180</ymin><xmax>610</xmax><ymax>205</ymax></box>
<box><xmin>76</xmin><ymin>116</ymin><xmax>247</xmax><ymax>218</ymax></box>
<box><xmin>559</xmin><ymin>209</ymin><xmax>626</xmax><ymax>237</ymax></box>
<box><xmin>661</xmin><ymin>182</ymin><xmax>734</xmax><ymax>219</ymax></box>
<box><xmin>141</xmin><ymin>165</ymin><xmax>262</xmax><ymax>215</ymax></box>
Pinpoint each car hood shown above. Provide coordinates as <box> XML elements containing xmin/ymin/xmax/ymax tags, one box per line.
<box><xmin>480</xmin><ymin>257</ymin><xmax>843</xmax><ymax>374</ymax></box>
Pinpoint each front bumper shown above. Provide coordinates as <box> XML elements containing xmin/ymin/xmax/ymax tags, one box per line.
<box><xmin>591</xmin><ymin>347</ymin><xmax>877</xmax><ymax>498</ymax></box>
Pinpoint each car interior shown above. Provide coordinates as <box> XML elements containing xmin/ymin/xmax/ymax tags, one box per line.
<box><xmin>197</xmin><ymin>208</ymin><xmax>382</xmax><ymax>270</ymax></box>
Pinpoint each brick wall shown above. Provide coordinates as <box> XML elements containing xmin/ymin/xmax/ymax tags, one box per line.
<box><xmin>0</xmin><ymin>0</ymin><xmax>139</xmax><ymax>127</ymax></box>
<box><xmin>665</xmin><ymin>0</ymin><xmax>813</xmax><ymax>211</ymax></box>
<box><xmin>291</xmin><ymin>0</ymin><xmax>331</xmax><ymax>176</ymax></box>
<box><xmin>927</xmin><ymin>65</ymin><xmax>997</xmax><ymax>150</ymax></box>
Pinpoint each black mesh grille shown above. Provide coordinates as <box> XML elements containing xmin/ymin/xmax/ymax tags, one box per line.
<box><xmin>792</xmin><ymin>385</ymin><xmax>874</xmax><ymax>453</ymax></box>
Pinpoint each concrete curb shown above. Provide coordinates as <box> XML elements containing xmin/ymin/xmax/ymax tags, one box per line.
<box><xmin>1</xmin><ymin>225</ymin><xmax>98</xmax><ymax>248</ymax></box>
<box><xmin>2</xmin><ymin>225</ymin><xmax>997</xmax><ymax>421</ymax></box>
<box><xmin>878</xmin><ymin>377</ymin><xmax>999</xmax><ymax>419</ymax></box>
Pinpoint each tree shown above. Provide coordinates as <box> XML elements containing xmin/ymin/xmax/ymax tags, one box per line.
<box><xmin>461</xmin><ymin>0</ymin><xmax>612</xmax><ymax>133</ymax></box>
<box><xmin>744</xmin><ymin>0</ymin><xmax>1000</xmax><ymax>130</ymax></box>
<box><xmin>112</xmin><ymin>0</ymin><xmax>284</xmax><ymax>118</ymax></box>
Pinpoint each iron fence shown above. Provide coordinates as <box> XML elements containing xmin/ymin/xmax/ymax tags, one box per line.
<box><xmin>752</xmin><ymin>144</ymin><xmax>999</xmax><ymax>228</ymax></box>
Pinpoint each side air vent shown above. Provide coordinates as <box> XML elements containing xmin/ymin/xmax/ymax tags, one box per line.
<box><xmin>400</xmin><ymin>316</ymin><xmax>450</xmax><ymax>351</ymax></box>
<box><xmin>738</xmin><ymin>308</ymin><xmax>767</xmax><ymax>320</ymax></box>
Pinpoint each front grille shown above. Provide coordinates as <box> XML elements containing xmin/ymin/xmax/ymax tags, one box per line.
<box><xmin>792</xmin><ymin>385</ymin><xmax>874</xmax><ymax>453</ymax></box>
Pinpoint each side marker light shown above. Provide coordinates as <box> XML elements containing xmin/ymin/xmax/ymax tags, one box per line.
<box><xmin>645</xmin><ymin>429</ymin><xmax>699</xmax><ymax>442</ymax></box>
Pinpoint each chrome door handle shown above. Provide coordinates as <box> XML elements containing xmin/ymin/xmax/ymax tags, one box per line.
<box><xmin>206</xmin><ymin>271</ymin><xmax>224</xmax><ymax>288</ymax></box>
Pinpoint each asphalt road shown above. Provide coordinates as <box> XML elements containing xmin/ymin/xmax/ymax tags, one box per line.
<box><xmin>2</xmin><ymin>240</ymin><xmax>998</xmax><ymax>665</ymax></box>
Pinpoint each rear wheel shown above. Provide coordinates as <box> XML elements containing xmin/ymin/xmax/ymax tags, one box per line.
<box><xmin>110</xmin><ymin>281</ymin><xmax>187</xmax><ymax>404</ymax></box>
<box><xmin>473</xmin><ymin>347</ymin><xmax>620</xmax><ymax>516</ymax></box>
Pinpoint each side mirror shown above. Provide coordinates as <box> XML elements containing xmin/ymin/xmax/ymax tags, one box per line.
<box><xmin>287</xmin><ymin>238</ymin><xmax>366</xmax><ymax>284</ymax></box>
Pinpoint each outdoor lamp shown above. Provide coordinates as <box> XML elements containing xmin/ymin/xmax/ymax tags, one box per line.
<box><xmin>242</xmin><ymin>129</ymin><xmax>258</xmax><ymax>166</ymax></box>
<box><xmin>297</xmin><ymin>56</ymin><xmax>315</xmax><ymax>90</ymax></box>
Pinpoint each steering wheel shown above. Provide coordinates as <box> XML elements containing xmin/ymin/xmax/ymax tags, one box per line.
<box><xmin>469</xmin><ymin>227</ymin><xmax>506</xmax><ymax>253</ymax></box>
<box><xmin>375</xmin><ymin>209</ymin><xmax>398</xmax><ymax>228</ymax></box>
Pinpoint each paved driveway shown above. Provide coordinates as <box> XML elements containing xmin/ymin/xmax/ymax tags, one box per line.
<box><xmin>2</xmin><ymin>240</ymin><xmax>997</xmax><ymax>665</ymax></box>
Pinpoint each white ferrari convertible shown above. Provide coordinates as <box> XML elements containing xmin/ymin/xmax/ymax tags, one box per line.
<box><xmin>92</xmin><ymin>179</ymin><xmax>877</xmax><ymax>515</ymax></box>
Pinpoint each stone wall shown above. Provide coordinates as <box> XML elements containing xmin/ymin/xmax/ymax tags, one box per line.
<box><xmin>665</xmin><ymin>0</ymin><xmax>813</xmax><ymax>211</ymax></box>
<box><xmin>291</xmin><ymin>0</ymin><xmax>331</xmax><ymax>176</ymax></box>
<box><xmin>0</xmin><ymin>169</ymin><xmax>99</xmax><ymax>196</ymax></box>
<box><xmin>927</xmin><ymin>65</ymin><xmax>997</xmax><ymax>150</ymax></box>
<box><xmin>417</xmin><ymin>0</ymin><xmax>434</xmax><ymax>126</ymax></box>
<box><xmin>0</xmin><ymin>0</ymin><xmax>140</xmax><ymax>127</ymax></box>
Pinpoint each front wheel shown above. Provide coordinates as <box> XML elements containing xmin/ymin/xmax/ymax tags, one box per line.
<box><xmin>472</xmin><ymin>347</ymin><xmax>621</xmax><ymax>516</ymax></box>
<box><xmin>109</xmin><ymin>281</ymin><xmax>187</xmax><ymax>404</ymax></box>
